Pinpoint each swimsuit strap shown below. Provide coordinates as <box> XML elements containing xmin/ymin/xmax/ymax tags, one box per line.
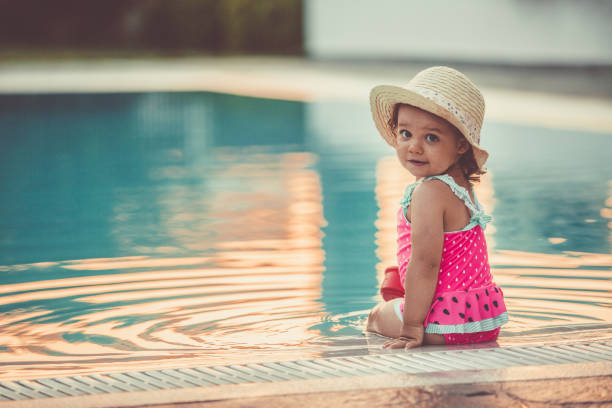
<box><xmin>399</xmin><ymin>181</ymin><xmax>421</xmax><ymax>208</ymax></box>
<box><xmin>428</xmin><ymin>174</ymin><xmax>480</xmax><ymax>214</ymax></box>
<box><xmin>401</xmin><ymin>175</ymin><xmax>476</xmax><ymax>211</ymax></box>
<box><xmin>400</xmin><ymin>174</ymin><xmax>491</xmax><ymax>228</ymax></box>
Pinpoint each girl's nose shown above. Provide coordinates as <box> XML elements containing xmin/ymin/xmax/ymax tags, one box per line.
<box><xmin>407</xmin><ymin>139</ymin><xmax>422</xmax><ymax>154</ymax></box>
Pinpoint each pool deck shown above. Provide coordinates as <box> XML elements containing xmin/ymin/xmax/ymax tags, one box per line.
<box><xmin>98</xmin><ymin>368</ymin><xmax>612</xmax><ymax>408</ymax></box>
<box><xmin>159</xmin><ymin>376</ymin><xmax>612</xmax><ymax>408</ymax></box>
<box><xmin>0</xmin><ymin>56</ymin><xmax>611</xmax><ymax>407</ymax></box>
<box><xmin>1</xmin><ymin>358</ymin><xmax>611</xmax><ymax>407</ymax></box>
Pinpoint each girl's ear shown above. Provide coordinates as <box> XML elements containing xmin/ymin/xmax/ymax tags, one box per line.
<box><xmin>457</xmin><ymin>138</ymin><xmax>470</xmax><ymax>155</ymax></box>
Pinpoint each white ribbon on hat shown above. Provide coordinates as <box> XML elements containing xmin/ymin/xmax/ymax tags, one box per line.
<box><xmin>409</xmin><ymin>86</ymin><xmax>481</xmax><ymax>145</ymax></box>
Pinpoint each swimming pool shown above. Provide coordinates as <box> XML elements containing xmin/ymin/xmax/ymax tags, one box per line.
<box><xmin>1</xmin><ymin>92</ymin><xmax>611</xmax><ymax>381</ymax></box>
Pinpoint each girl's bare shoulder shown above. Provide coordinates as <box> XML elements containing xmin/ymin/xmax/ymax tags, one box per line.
<box><xmin>412</xmin><ymin>178</ymin><xmax>456</xmax><ymax>205</ymax></box>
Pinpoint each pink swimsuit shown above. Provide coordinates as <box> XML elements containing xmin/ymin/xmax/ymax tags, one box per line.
<box><xmin>395</xmin><ymin>174</ymin><xmax>508</xmax><ymax>345</ymax></box>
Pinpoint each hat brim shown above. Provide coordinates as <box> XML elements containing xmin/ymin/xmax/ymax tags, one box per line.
<box><xmin>370</xmin><ymin>85</ymin><xmax>489</xmax><ymax>169</ymax></box>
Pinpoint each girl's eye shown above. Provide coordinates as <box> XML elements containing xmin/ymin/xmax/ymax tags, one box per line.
<box><xmin>426</xmin><ymin>134</ymin><xmax>439</xmax><ymax>142</ymax></box>
<box><xmin>399</xmin><ymin>130</ymin><xmax>411</xmax><ymax>138</ymax></box>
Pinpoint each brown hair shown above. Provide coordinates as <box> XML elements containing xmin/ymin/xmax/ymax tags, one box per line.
<box><xmin>388</xmin><ymin>103</ymin><xmax>485</xmax><ymax>182</ymax></box>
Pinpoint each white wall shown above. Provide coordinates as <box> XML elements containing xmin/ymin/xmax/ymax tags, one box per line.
<box><xmin>304</xmin><ymin>0</ymin><xmax>612</xmax><ymax>65</ymax></box>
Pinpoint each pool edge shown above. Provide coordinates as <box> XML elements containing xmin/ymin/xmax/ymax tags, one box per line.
<box><xmin>1</xmin><ymin>347</ymin><xmax>610</xmax><ymax>408</ymax></box>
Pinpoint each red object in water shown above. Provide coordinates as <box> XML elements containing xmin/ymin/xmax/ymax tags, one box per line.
<box><xmin>380</xmin><ymin>266</ymin><xmax>404</xmax><ymax>301</ymax></box>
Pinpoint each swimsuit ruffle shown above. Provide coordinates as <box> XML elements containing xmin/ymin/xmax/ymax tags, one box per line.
<box><xmin>423</xmin><ymin>284</ymin><xmax>508</xmax><ymax>334</ymax></box>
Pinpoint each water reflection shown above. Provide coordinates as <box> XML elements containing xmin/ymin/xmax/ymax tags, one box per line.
<box><xmin>0</xmin><ymin>150</ymin><xmax>328</xmax><ymax>380</ymax></box>
<box><xmin>484</xmin><ymin>122</ymin><xmax>612</xmax><ymax>254</ymax></box>
<box><xmin>492</xmin><ymin>250</ymin><xmax>612</xmax><ymax>344</ymax></box>
<box><xmin>1</xmin><ymin>92</ymin><xmax>611</xmax><ymax>380</ymax></box>
<box><xmin>0</xmin><ymin>92</ymin><xmax>329</xmax><ymax>379</ymax></box>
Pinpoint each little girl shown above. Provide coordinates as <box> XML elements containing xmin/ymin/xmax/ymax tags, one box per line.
<box><xmin>366</xmin><ymin>66</ymin><xmax>508</xmax><ymax>349</ymax></box>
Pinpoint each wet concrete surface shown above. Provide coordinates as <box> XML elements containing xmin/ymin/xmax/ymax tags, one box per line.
<box><xmin>3</xmin><ymin>361</ymin><xmax>609</xmax><ymax>408</ymax></box>
<box><xmin>140</xmin><ymin>376</ymin><xmax>612</xmax><ymax>408</ymax></box>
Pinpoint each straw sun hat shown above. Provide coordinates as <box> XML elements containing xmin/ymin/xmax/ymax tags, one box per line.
<box><xmin>370</xmin><ymin>66</ymin><xmax>488</xmax><ymax>169</ymax></box>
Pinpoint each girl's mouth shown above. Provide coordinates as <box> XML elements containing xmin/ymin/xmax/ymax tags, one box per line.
<box><xmin>408</xmin><ymin>160</ymin><xmax>427</xmax><ymax>166</ymax></box>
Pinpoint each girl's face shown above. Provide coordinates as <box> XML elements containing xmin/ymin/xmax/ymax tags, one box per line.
<box><xmin>394</xmin><ymin>104</ymin><xmax>468</xmax><ymax>179</ymax></box>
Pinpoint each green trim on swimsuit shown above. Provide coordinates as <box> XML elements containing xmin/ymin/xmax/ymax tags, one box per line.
<box><xmin>424</xmin><ymin>312</ymin><xmax>509</xmax><ymax>334</ymax></box>
<box><xmin>400</xmin><ymin>174</ymin><xmax>492</xmax><ymax>231</ymax></box>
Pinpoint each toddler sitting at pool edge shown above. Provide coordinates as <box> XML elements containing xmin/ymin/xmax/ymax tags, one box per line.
<box><xmin>366</xmin><ymin>66</ymin><xmax>508</xmax><ymax>349</ymax></box>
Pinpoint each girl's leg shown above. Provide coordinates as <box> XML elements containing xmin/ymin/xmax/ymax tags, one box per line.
<box><xmin>366</xmin><ymin>299</ymin><xmax>445</xmax><ymax>345</ymax></box>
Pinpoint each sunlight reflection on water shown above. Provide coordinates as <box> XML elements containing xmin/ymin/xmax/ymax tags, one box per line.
<box><xmin>0</xmin><ymin>150</ymin><xmax>329</xmax><ymax>379</ymax></box>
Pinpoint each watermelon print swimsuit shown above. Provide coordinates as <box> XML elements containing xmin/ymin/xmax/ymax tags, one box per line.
<box><xmin>394</xmin><ymin>174</ymin><xmax>509</xmax><ymax>345</ymax></box>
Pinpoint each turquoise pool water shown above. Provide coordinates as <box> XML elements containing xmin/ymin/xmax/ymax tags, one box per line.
<box><xmin>1</xmin><ymin>92</ymin><xmax>611</xmax><ymax>380</ymax></box>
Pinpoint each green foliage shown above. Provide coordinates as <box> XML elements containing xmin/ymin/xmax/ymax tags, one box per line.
<box><xmin>0</xmin><ymin>0</ymin><xmax>303</xmax><ymax>55</ymax></box>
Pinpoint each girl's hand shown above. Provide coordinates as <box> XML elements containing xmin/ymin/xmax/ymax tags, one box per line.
<box><xmin>383</xmin><ymin>325</ymin><xmax>424</xmax><ymax>350</ymax></box>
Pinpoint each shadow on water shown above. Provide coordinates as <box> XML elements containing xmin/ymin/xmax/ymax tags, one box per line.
<box><xmin>0</xmin><ymin>93</ymin><xmax>611</xmax><ymax>380</ymax></box>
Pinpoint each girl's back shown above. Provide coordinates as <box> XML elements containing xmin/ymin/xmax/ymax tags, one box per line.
<box><xmin>396</xmin><ymin>174</ymin><xmax>508</xmax><ymax>336</ymax></box>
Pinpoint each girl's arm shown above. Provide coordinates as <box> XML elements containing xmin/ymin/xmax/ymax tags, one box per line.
<box><xmin>384</xmin><ymin>181</ymin><xmax>445</xmax><ymax>349</ymax></box>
